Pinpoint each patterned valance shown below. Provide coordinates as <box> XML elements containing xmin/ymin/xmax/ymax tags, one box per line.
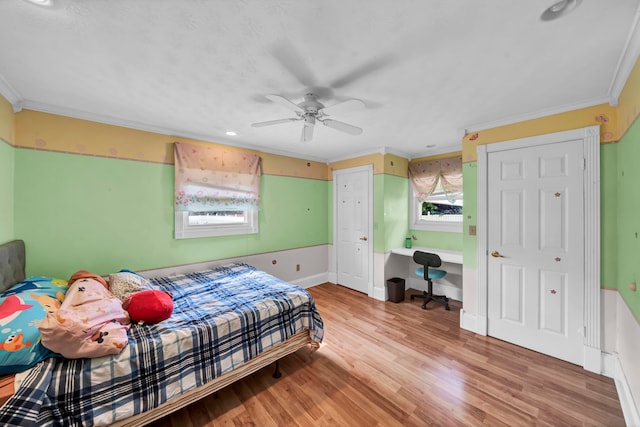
<box><xmin>408</xmin><ymin>156</ymin><xmax>463</xmax><ymax>202</ymax></box>
<box><xmin>174</xmin><ymin>142</ymin><xmax>262</xmax><ymax>212</ymax></box>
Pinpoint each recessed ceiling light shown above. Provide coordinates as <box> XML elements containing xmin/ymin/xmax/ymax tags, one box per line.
<box><xmin>225</xmin><ymin>131</ymin><xmax>237</xmax><ymax>136</ymax></box>
<box><xmin>540</xmin><ymin>0</ymin><xmax>581</xmax><ymax>21</ymax></box>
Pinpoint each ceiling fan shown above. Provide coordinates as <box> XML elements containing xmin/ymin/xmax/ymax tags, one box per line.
<box><xmin>251</xmin><ymin>93</ymin><xmax>365</xmax><ymax>142</ymax></box>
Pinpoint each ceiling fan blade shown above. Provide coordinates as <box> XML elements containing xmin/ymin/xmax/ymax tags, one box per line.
<box><xmin>301</xmin><ymin>116</ymin><xmax>315</xmax><ymax>142</ymax></box>
<box><xmin>270</xmin><ymin>41</ymin><xmax>317</xmax><ymax>88</ymax></box>
<box><xmin>321</xmin><ymin>99</ymin><xmax>366</xmax><ymax>116</ymax></box>
<box><xmin>322</xmin><ymin>119</ymin><xmax>363</xmax><ymax>136</ymax></box>
<box><xmin>329</xmin><ymin>53</ymin><xmax>395</xmax><ymax>89</ymax></box>
<box><xmin>251</xmin><ymin>118</ymin><xmax>299</xmax><ymax>127</ymax></box>
<box><xmin>266</xmin><ymin>94</ymin><xmax>304</xmax><ymax>113</ymax></box>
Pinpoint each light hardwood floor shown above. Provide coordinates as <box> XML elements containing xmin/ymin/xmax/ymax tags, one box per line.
<box><xmin>148</xmin><ymin>283</ymin><xmax>625</xmax><ymax>426</ymax></box>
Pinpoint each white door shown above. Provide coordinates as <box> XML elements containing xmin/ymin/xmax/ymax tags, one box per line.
<box><xmin>487</xmin><ymin>140</ymin><xmax>585</xmax><ymax>365</ymax></box>
<box><xmin>335</xmin><ymin>167</ymin><xmax>371</xmax><ymax>294</ymax></box>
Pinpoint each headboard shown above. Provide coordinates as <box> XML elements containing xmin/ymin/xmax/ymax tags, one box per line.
<box><xmin>0</xmin><ymin>240</ymin><xmax>26</xmax><ymax>293</ymax></box>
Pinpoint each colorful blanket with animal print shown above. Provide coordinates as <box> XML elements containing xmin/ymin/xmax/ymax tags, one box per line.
<box><xmin>0</xmin><ymin>263</ymin><xmax>324</xmax><ymax>426</ymax></box>
<box><xmin>0</xmin><ymin>277</ymin><xmax>68</xmax><ymax>375</ymax></box>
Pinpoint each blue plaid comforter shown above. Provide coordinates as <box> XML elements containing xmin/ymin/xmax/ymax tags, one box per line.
<box><xmin>0</xmin><ymin>263</ymin><xmax>324</xmax><ymax>426</ymax></box>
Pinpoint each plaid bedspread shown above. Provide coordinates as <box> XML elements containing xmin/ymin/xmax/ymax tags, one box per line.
<box><xmin>0</xmin><ymin>263</ymin><xmax>324</xmax><ymax>426</ymax></box>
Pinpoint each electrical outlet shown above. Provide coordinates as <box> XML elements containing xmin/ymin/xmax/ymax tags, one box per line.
<box><xmin>296</xmin><ymin>264</ymin><xmax>300</xmax><ymax>272</ymax></box>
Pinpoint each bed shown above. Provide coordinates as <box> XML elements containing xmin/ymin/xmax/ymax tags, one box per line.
<box><xmin>0</xmin><ymin>240</ymin><xmax>324</xmax><ymax>426</ymax></box>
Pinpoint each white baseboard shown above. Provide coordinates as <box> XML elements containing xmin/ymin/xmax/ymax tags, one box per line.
<box><xmin>583</xmin><ymin>345</ymin><xmax>601</xmax><ymax>374</ymax></box>
<box><xmin>459</xmin><ymin>309</ymin><xmax>478</xmax><ymax>333</ymax></box>
<box><xmin>373</xmin><ymin>285</ymin><xmax>386</xmax><ymax>301</ymax></box>
<box><xmin>289</xmin><ymin>272</ymin><xmax>330</xmax><ymax>289</ymax></box>
<box><xmin>327</xmin><ymin>272</ymin><xmax>337</xmax><ymax>284</ymax></box>
<box><xmin>602</xmin><ymin>352</ymin><xmax>640</xmax><ymax>427</ymax></box>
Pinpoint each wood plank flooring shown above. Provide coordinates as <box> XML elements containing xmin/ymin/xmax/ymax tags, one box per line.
<box><xmin>148</xmin><ymin>283</ymin><xmax>625</xmax><ymax>426</ymax></box>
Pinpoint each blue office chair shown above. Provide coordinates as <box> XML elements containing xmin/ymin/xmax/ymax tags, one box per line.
<box><xmin>410</xmin><ymin>251</ymin><xmax>450</xmax><ymax>310</ymax></box>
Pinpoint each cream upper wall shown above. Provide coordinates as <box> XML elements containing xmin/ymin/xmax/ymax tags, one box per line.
<box><xmin>618</xmin><ymin>57</ymin><xmax>640</xmax><ymax>137</ymax></box>
<box><xmin>461</xmin><ymin>103</ymin><xmax>619</xmax><ymax>163</ymax></box>
<box><xmin>0</xmin><ymin>96</ymin><xmax>15</xmax><ymax>243</ymax></box>
<box><xmin>13</xmin><ymin>110</ymin><xmax>329</xmax><ymax>180</ymax></box>
<box><xmin>0</xmin><ymin>96</ymin><xmax>14</xmax><ymax>145</ymax></box>
<box><xmin>0</xmin><ymin>139</ymin><xmax>14</xmax><ymax>243</ymax></box>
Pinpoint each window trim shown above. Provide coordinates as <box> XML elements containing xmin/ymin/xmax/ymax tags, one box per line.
<box><xmin>174</xmin><ymin>210</ymin><xmax>259</xmax><ymax>239</ymax></box>
<box><xmin>409</xmin><ymin>184</ymin><xmax>463</xmax><ymax>233</ymax></box>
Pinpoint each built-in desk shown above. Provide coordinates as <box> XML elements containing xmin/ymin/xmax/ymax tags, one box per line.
<box><xmin>390</xmin><ymin>246</ymin><xmax>463</xmax><ymax>264</ymax></box>
<box><xmin>388</xmin><ymin>246</ymin><xmax>463</xmax><ymax>301</ymax></box>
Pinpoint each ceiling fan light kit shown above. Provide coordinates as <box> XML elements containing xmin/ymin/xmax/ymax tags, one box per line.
<box><xmin>540</xmin><ymin>0</ymin><xmax>582</xmax><ymax>21</ymax></box>
<box><xmin>252</xmin><ymin>93</ymin><xmax>364</xmax><ymax>142</ymax></box>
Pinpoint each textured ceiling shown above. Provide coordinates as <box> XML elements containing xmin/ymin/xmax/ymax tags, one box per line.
<box><xmin>0</xmin><ymin>0</ymin><xmax>639</xmax><ymax>162</ymax></box>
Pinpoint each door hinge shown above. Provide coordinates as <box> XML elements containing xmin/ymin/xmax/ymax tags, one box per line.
<box><xmin>582</xmin><ymin>158</ymin><xmax>586</xmax><ymax>170</ymax></box>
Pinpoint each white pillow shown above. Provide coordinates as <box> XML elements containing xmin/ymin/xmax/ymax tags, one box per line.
<box><xmin>108</xmin><ymin>272</ymin><xmax>154</xmax><ymax>300</ymax></box>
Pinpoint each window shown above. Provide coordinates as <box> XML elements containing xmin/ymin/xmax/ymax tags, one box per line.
<box><xmin>173</xmin><ymin>142</ymin><xmax>261</xmax><ymax>239</ymax></box>
<box><xmin>174</xmin><ymin>210</ymin><xmax>258</xmax><ymax>239</ymax></box>
<box><xmin>410</xmin><ymin>180</ymin><xmax>463</xmax><ymax>232</ymax></box>
<box><xmin>408</xmin><ymin>155</ymin><xmax>463</xmax><ymax>232</ymax></box>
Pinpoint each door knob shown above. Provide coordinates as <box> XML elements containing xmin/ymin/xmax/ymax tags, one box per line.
<box><xmin>360</xmin><ymin>236</ymin><xmax>368</xmax><ymax>241</ymax></box>
<box><xmin>491</xmin><ymin>250</ymin><xmax>505</xmax><ymax>258</ymax></box>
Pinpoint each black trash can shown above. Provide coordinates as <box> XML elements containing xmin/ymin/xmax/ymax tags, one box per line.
<box><xmin>387</xmin><ymin>277</ymin><xmax>405</xmax><ymax>303</ymax></box>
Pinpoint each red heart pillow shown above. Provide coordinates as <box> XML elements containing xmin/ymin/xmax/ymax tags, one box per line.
<box><xmin>123</xmin><ymin>290</ymin><xmax>173</xmax><ymax>324</ymax></box>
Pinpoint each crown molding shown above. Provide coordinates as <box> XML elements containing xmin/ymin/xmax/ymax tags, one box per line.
<box><xmin>380</xmin><ymin>146</ymin><xmax>411</xmax><ymax>159</ymax></box>
<box><xmin>20</xmin><ymin>100</ymin><xmax>328</xmax><ymax>163</ymax></box>
<box><xmin>411</xmin><ymin>143</ymin><xmax>462</xmax><ymax>160</ymax></box>
<box><xmin>327</xmin><ymin>145</ymin><xmax>411</xmax><ymax>164</ymax></box>
<box><xmin>459</xmin><ymin>95</ymin><xmax>611</xmax><ymax>135</ymax></box>
<box><xmin>0</xmin><ymin>73</ymin><xmax>23</xmax><ymax>112</ymax></box>
<box><xmin>22</xmin><ymin>99</ymin><xmax>182</xmax><ymax>136</ymax></box>
<box><xmin>327</xmin><ymin>147</ymin><xmax>382</xmax><ymax>164</ymax></box>
<box><xmin>608</xmin><ymin>2</ymin><xmax>640</xmax><ymax>106</ymax></box>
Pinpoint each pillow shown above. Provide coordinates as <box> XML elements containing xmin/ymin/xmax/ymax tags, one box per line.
<box><xmin>108</xmin><ymin>271</ymin><xmax>154</xmax><ymax>300</ymax></box>
<box><xmin>0</xmin><ymin>276</ymin><xmax>68</xmax><ymax>375</ymax></box>
<box><xmin>123</xmin><ymin>290</ymin><xmax>173</xmax><ymax>324</ymax></box>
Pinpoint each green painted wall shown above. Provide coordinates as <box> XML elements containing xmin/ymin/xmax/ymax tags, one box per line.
<box><xmin>371</xmin><ymin>173</ymin><xmax>410</xmax><ymax>253</ymax></box>
<box><xmin>616</xmin><ymin>117</ymin><xmax>640</xmax><ymax>320</ymax></box>
<box><xmin>14</xmin><ymin>149</ymin><xmax>329</xmax><ymax>279</ymax></box>
<box><xmin>0</xmin><ymin>141</ymin><xmax>14</xmax><ymax>243</ymax></box>
<box><xmin>410</xmin><ymin>229</ymin><xmax>463</xmax><ymax>252</ymax></box>
<box><xmin>327</xmin><ymin>183</ymin><xmax>333</xmax><ymax>244</ymax></box>
<box><xmin>382</xmin><ymin>174</ymin><xmax>409</xmax><ymax>252</ymax></box>
<box><xmin>462</xmin><ymin>162</ymin><xmax>477</xmax><ymax>267</ymax></box>
<box><xmin>600</xmin><ymin>143</ymin><xmax>618</xmax><ymax>289</ymax></box>
<box><xmin>373</xmin><ymin>174</ymin><xmax>385</xmax><ymax>252</ymax></box>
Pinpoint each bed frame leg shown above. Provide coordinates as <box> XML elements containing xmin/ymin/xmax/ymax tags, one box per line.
<box><xmin>272</xmin><ymin>360</ymin><xmax>282</xmax><ymax>378</ymax></box>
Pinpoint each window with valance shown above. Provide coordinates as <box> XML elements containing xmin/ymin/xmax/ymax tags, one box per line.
<box><xmin>408</xmin><ymin>155</ymin><xmax>463</xmax><ymax>232</ymax></box>
<box><xmin>174</xmin><ymin>142</ymin><xmax>262</xmax><ymax>239</ymax></box>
